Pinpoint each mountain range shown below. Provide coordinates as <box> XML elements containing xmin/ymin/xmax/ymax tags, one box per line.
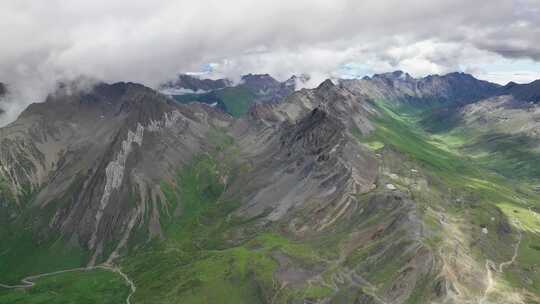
<box><xmin>160</xmin><ymin>73</ymin><xmax>309</xmax><ymax>117</ymax></box>
<box><xmin>0</xmin><ymin>71</ymin><xmax>539</xmax><ymax>304</ymax></box>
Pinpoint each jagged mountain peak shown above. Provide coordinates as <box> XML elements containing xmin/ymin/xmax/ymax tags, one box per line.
<box><xmin>279</xmin><ymin>107</ymin><xmax>345</xmax><ymax>157</ymax></box>
<box><xmin>372</xmin><ymin>70</ymin><xmax>414</xmax><ymax>81</ymax></box>
<box><xmin>316</xmin><ymin>78</ymin><xmax>336</xmax><ymax>90</ymax></box>
<box><xmin>366</xmin><ymin>70</ymin><xmax>491</xmax><ymax>85</ymax></box>
<box><xmin>505</xmin><ymin>81</ymin><xmax>519</xmax><ymax>87</ymax></box>
<box><xmin>20</xmin><ymin>81</ymin><xmax>173</xmax><ymax>124</ymax></box>
<box><xmin>0</xmin><ymin>79</ymin><xmax>235</xmax><ymax>266</ymax></box>
<box><xmin>440</xmin><ymin>71</ymin><xmax>473</xmax><ymax>78</ymax></box>
<box><xmin>428</xmin><ymin>71</ymin><xmax>497</xmax><ymax>85</ymax></box>
<box><xmin>36</xmin><ymin>80</ymin><xmax>161</xmax><ymax>105</ymax></box>
<box><xmin>240</xmin><ymin>73</ymin><xmax>281</xmax><ymax>90</ymax></box>
<box><xmin>247</xmin><ymin>77</ymin><xmax>376</xmax><ymax>140</ymax></box>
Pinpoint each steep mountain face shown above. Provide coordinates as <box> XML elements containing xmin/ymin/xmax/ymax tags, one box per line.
<box><xmin>248</xmin><ymin>79</ymin><xmax>375</xmax><ymax>134</ymax></box>
<box><xmin>231</xmin><ymin>80</ymin><xmax>378</xmax><ymax>228</ymax></box>
<box><xmin>342</xmin><ymin>71</ymin><xmax>501</xmax><ymax>108</ymax></box>
<box><xmin>0</xmin><ymin>81</ymin><xmax>233</xmax><ymax>265</ymax></box>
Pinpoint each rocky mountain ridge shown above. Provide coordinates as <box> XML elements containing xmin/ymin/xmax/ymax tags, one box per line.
<box><xmin>342</xmin><ymin>70</ymin><xmax>502</xmax><ymax>107</ymax></box>
<box><xmin>0</xmin><ymin>81</ymin><xmax>233</xmax><ymax>264</ymax></box>
<box><xmin>501</xmin><ymin>79</ymin><xmax>540</xmax><ymax>103</ymax></box>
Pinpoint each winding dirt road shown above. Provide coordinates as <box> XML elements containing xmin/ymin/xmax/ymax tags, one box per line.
<box><xmin>479</xmin><ymin>219</ymin><xmax>523</xmax><ymax>304</ymax></box>
<box><xmin>0</xmin><ymin>264</ymin><xmax>136</xmax><ymax>304</ymax></box>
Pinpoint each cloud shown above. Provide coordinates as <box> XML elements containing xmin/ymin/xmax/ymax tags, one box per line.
<box><xmin>0</xmin><ymin>0</ymin><xmax>539</xmax><ymax>125</ymax></box>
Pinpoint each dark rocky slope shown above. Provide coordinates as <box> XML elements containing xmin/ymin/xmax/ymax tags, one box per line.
<box><xmin>501</xmin><ymin>79</ymin><xmax>540</xmax><ymax>103</ymax></box>
<box><xmin>0</xmin><ymin>81</ymin><xmax>233</xmax><ymax>264</ymax></box>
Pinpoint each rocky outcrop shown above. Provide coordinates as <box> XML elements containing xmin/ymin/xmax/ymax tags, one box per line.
<box><xmin>230</xmin><ymin>79</ymin><xmax>379</xmax><ymax>233</ymax></box>
<box><xmin>231</xmin><ymin>105</ymin><xmax>377</xmax><ymax>231</ymax></box>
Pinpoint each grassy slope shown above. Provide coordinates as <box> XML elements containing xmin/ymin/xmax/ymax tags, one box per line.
<box><xmin>0</xmin><ymin>233</ymin><xmax>89</xmax><ymax>284</ymax></box>
<box><xmin>172</xmin><ymin>93</ymin><xmax>221</xmax><ymax>108</ymax></box>
<box><xmin>0</xmin><ymin>192</ymin><xmax>90</xmax><ymax>284</ymax></box>
<box><xmin>215</xmin><ymin>87</ymin><xmax>256</xmax><ymax>117</ymax></box>
<box><xmin>0</xmin><ymin>269</ymin><xmax>129</xmax><ymax>304</ymax></box>
<box><xmin>172</xmin><ymin>86</ymin><xmax>256</xmax><ymax>118</ymax></box>
<box><xmin>0</xmin><ymin>178</ymin><xmax>128</xmax><ymax>304</ymax></box>
<box><xmin>421</xmin><ymin>105</ymin><xmax>540</xmax><ymax>185</ymax></box>
<box><xmin>366</xmin><ymin>99</ymin><xmax>540</xmax><ymax>301</ymax></box>
<box><xmin>415</xmin><ymin>103</ymin><xmax>540</xmax><ymax>299</ymax></box>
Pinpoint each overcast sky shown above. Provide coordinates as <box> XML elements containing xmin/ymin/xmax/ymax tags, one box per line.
<box><xmin>0</xmin><ymin>0</ymin><xmax>539</xmax><ymax>124</ymax></box>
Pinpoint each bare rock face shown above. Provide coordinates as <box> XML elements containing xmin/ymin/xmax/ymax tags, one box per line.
<box><xmin>231</xmin><ymin>105</ymin><xmax>377</xmax><ymax>232</ymax></box>
<box><xmin>0</xmin><ymin>81</ymin><xmax>232</xmax><ymax>264</ymax></box>
<box><xmin>247</xmin><ymin>78</ymin><xmax>376</xmax><ymax>135</ymax></box>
